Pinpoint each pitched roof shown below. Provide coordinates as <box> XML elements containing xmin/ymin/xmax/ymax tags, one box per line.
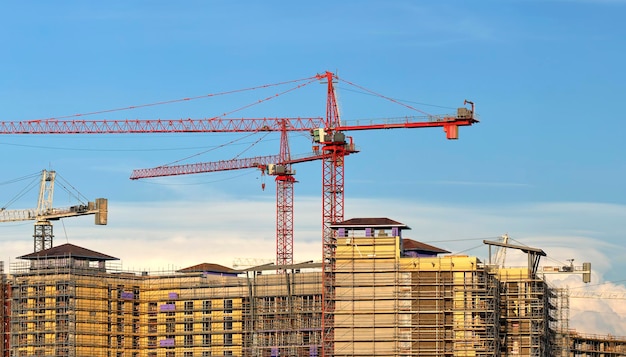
<box><xmin>330</xmin><ymin>217</ymin><xmax>410</xmax><ymax>229</ymax></box>
<box><xmin>402</xmin><ymin>239</ymin><xmax>450</xmax><ymax>254</ymax></box>
<box><xmin>18</xmin><ymin>243</ymin><xmax>118</xmax><ymax>260</ymax></box>
<box><xmin>177</xmin><ymin>263</ymin><xmax>237</xmax><ymax>274</ymax></box>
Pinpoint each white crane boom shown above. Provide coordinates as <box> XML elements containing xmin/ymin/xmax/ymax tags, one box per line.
<box><xmin>0</xmin><ymin>203</ymin><xmax>105</xmax><ymax>223</ymax></box>
<box><xmin>0</xmin><ymin>170</ymin><xmax>108</xmax><ymax>252</ymax></box>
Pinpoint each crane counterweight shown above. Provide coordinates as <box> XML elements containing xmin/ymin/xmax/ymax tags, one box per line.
<box><xmin>0</xmin><ymin>72</ymin><xmax>478</xmax><ymax>357</ymax></box>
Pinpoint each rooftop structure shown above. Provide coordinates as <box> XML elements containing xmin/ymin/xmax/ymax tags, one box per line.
<box><xmin>565</xmin><ymin>332</ymin><xmax>626</xmax><ymax>356</ymax></box>
<box><xmin>0</xmin><ymin>218</ymin><xmax>621</xmax><ymax>357</ymax></box>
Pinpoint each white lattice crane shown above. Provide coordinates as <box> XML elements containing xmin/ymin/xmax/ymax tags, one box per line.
<box><xmin>490</xmin><ymin>233</ymin><xmax>510</xmax><ymax>267</ymax></box>
<box><xmin>0</xmin><ymin>170</ymin><xmax>108</xmax><ymax>252</ymax></box>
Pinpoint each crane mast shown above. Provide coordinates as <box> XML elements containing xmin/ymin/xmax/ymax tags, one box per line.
<box><xmin>275</xmin><ymin>121</ymin><xmax>296</xmax><ymax>267</ymax></box>
<box><xmin>317</xmin><ymin>71</ymin><xmax>343</xmax><ymax>354</ymax></box>
<box><xmin>0</xmin><ymin>71</ymin><xmax>478</xmax><ymax>356</ymax></box>
<box><xmin>130</xmin><ymin>119</ymin><xmax>357</xmax><ymax>269</ymax></box>
<box><xmin>34</xmin><ymin>170</ymin><xmax>56</xmax><ymax>252</ymax></box>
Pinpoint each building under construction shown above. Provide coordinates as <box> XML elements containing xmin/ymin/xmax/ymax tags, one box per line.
<box><xmin>0</xmin><ymin>218</ymin><xmax>624</xmax><ymax>357</ymax></box>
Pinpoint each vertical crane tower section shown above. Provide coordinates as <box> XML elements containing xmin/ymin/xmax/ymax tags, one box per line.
<box><xmin>0</xmin><ymin>71</ymin><xmax>479</xmax><ymax>356</ymax></box>
<box><xmin>312</xmin><ymin>71</ymin><xmax>478</xmax><ymax>356</ymax></box>
<box><xmin>128</xmin><ymin>119</ymin><xmax>357</xmax><ymax>269</ymax></box>
<box><xmin>274</xmin><ymin>119</ymin><xmax>296</xmax><ymax>268</ymax></box>
<box><xmin>315</xmin><ymin>71</ymin><xmax>345</xmax><ymax>356</ymax></box>
<box><xmin>34</xmin><ymin>169</ymin><xmax>56</xmax><ymax>252</ymax></box>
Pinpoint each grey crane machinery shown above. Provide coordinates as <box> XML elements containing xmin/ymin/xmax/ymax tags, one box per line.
<box><xmin>484</xmin><ymin>238</ymin><xmax>591</xmax><ymax>283</ymax></box>
<box><xmin>0</xmin><ymin>170</ymin><xmax>108</xmax><ymax>252</ymax></box>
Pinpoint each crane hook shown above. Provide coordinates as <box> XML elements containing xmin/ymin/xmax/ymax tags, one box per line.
<box><xmin>257</xmin><ymin>165</ymin><xmax>267</xmax><ymax>191</ymax></box>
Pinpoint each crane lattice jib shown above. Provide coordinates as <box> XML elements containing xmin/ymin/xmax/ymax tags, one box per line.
<box><xmin>129</xmin><ymin>151</ymin><xmax>343</xmax><ymax>180</ymax></box>
<box><xmin>0</xmin><ymin>117</ymin><xmax>478</xmax><ymax>136</ymax></box>
<box><xmin>0</xmin><ymin>206</ymin><xmax>99</xmax><ymax>223</ymax></box>
<box><xmin>0</xmin><ymin>117</ymin><xmax>325</xmax><ymax>134</ymax></box>
<box><xmin>1</xmin><ymin>71</ymin><xmax>479</xmax><ymax>356</ymax></box>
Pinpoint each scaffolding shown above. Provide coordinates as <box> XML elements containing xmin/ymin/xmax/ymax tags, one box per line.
<box><xmin>565</xmin><ymin>331</ymin><xmax>626</xmax><ymax>356</ymax></box>
<box><xmin>6</xmin><ymin>253</ymin><xmax>327</xmax><ymax>357</ymax></box>
<box><xmin>3</xmin><ymin>223</ymin><xmax>625</xmax><ymax>357</ymax></box>
<box><xmin>10</xmin><ymin>260</ymin><xmax>129</xmax><ymax>357</ymax></box>
<box><xmin>1</xmin><ymin>261</ymin><xmax>8</xmax><ymax>357</ymax></box>
<box><xmin>395</xmin><ymin>260</ymin><xmax>500</xmax><ymax>357</ymax></box>
<box><xmin>139</xmin><ymin>270</ymin><xmax>249</xmax><ymax>357</ymax></box>
<box><xmin>497</xmin><ymin>268</ymin><xmax>557</xmax><ymax>357</ymax></box>
<box><xmin>242</xmin><ymin>265</ymin><xmax>322</xmax><ymax>357</ymax></box>
<box><xmin>8</xmin><ymin>256</ymin><xmax>255</xmax><ymax>357</ymax></box>
<box><xmin>331</xmin><ymin>224</ymin><xmax>500</xmax><ymax>357</ymax></box>
<box><xmin>554</xmin><ymin>288</ymin><xmax>570</xmax><ymax>357</ymax></box>
<box><xmin>333</xmin><ymin>232</ymin><xmax>400</xmax><ymax>356</ymax></box>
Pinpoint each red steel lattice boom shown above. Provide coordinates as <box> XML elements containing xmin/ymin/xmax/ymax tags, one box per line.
<box><xmin>0</xmin><ymin>71</ymin><xmax>478</xmax><ymax>356</ymax></box>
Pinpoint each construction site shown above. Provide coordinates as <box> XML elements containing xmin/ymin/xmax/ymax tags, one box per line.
<box><xmin>1</xmin><ymin>218</ymin><xmax>625</xmax><ymax>357</ymax></box>
<box><xmin>0</xmin><ymin>72</ymin><xmax>625</xmax><ymax>356</ymax></box>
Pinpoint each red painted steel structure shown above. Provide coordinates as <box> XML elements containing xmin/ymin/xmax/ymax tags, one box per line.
<box><xmin>275</xmin><ymin>120</ymin><xmax>296</xmax><ymax>267</ymax></box>
<box><xmin>317</xmin><ymin>71</ymin><xmax>342</xmax><ymax>356</ymax></box>
<box><xmin>128</xmin><ymin>71</ymin><xmax>477</xmax><ymax>356</ymax></box>
<box><xmin>0</xmin><ymin>117</ymin><xmax>324</xmax><ymax>134</ymax></box>
<box><xmin>0</xmin><ymin>71</ymin><xmax>478</xmax><ymax>356</ymax></box>
<box><xmin>275</xmin><ymin>172</ymin><xmax>295</xmax><ymax>267</ymax></box>
<box><xmin>129</xmin><ymin>150</ymin><xmax>342</xmax><ymax>180</ymax></box>
<box><xmin>129</xmin><ymin>120</ymin><xmax>356</xmax><ymax>269</ymax></box>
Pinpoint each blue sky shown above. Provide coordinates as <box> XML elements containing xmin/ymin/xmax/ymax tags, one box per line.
<box><xmin>1</xmin><ymin>1</ymin><xmax>626</xmax><ymax>335</ymax></box>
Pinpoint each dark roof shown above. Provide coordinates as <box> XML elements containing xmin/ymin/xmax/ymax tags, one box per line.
<box><xmin>238</xmin><ymin>261</ymin><xmax>323</xmax><ymax>272</ymax></box>
<box><xmin>403</xmin><ymin>239</ymin><xmax>450</xmax><ymax>254</ymax></box>
<box><xmin>18</xmin><ymin>243</ymin><xmax>118</xmax><ymax>261</ymax></box>
<box><xmin>177</xmin><ymin>263</ymin><xmax>237</xmax><ymax>274</ymax></box>
<box><xmin>330</xmin><ymin>217</ymin><xmax>410</xmax><ymax>229</ymax></box>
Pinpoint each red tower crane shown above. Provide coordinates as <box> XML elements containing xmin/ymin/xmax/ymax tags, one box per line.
<box><xmin>129</xmin><ymin>119</ymin><xmax>357</xmax><ymax>268</ymax></box>
<box><xmin>0</xmin><ymin>71</ymin><xmax>478</xmax><ymax>356</ymax></box>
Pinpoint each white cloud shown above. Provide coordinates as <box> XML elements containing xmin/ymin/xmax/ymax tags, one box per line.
<box><xmin>552</xmin><ymin>277</ymin><xmax>626</xmax><ymax>336</ymax></box>
<box><xmin>1</xmin><ymin>195</ymin><xmax>625</xmax><ymax>335</ymax></box>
